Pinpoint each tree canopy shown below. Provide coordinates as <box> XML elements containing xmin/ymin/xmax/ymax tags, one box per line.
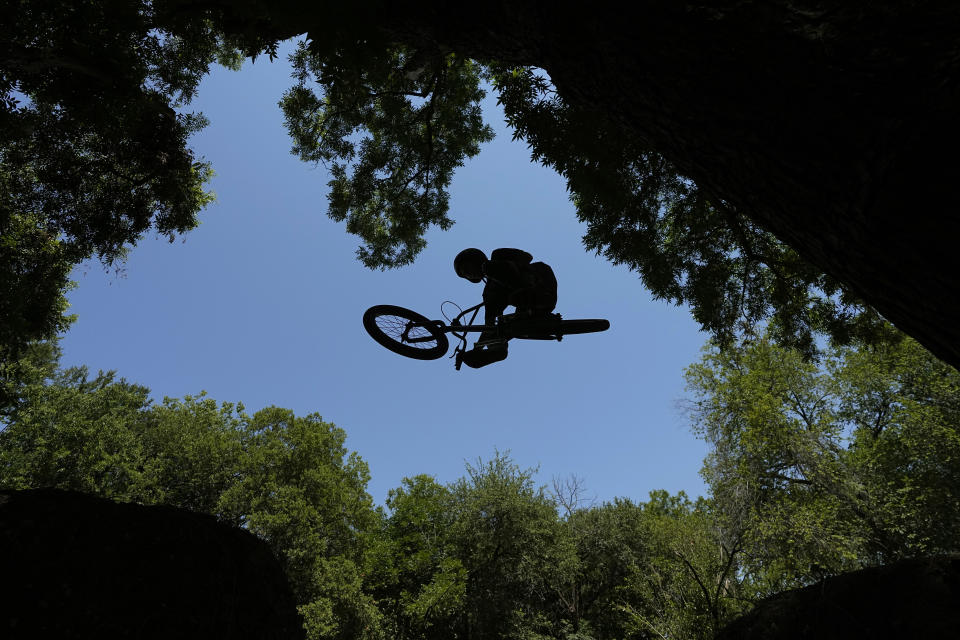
<box><xmin>1</xmin><ymin>0</ymin><xmax>235</xmax><ymax>358</ymax></box>
<box><xmin>4</xmin><ymin>2</ymin><xmax>960</xmax><ymax>367</ymax></box>
<box><xmin>3</xmin><ymin>332</ymin><xmax>960</xmax><ymax>637</ymax></box>
<box><xmin>685</xmin><ymin>332</ymin><xmax>960</xmax><ymax>596</ymax></box>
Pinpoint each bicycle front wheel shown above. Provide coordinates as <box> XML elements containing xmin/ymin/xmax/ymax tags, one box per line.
<box><xmin>363</xmin><ymin>305</ymin><xmax>449</xmax><ymax>360</ymax></box>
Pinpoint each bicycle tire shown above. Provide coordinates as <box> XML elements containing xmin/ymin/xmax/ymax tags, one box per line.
<box><xmin>363</xmin><ymin>305</ymin><xmax>449</xmax><ymax>360</ymax></box>
<box><xmin>557</xmin><ymin>319</ymin><xmax>610</xmax><ymax>335</ymax></box>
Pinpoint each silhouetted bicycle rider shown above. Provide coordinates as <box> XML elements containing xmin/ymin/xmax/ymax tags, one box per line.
<box><xmin>453</xmin><ymin>248</ymin><xmax>558</xmax><ymax>368</ymax></box>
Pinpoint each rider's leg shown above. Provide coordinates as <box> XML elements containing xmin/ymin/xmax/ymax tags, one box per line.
<box><xmin>480</xmin><ymin>284</ymin><xmax>509</xmax><ymax>344</ymax></box>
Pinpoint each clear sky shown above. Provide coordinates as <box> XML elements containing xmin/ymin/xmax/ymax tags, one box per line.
<box><xmin>60</xmin><ymin>40</ymin><xmax>711</xmax><ymax>507</ymax></box>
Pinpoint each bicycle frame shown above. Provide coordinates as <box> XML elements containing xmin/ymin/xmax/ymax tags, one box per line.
<box><xmin>408</xmin><ymin>302</ymin><xmax>562</xmax><ymax>339</ymax></box>
<box><xmin>446</xmin><ymin>301</ymin><xmax>486</xmax><ymax>335</ymax></box>
<box><xmin>445</xmin><ymin>302</ymin><xmax>498</xmax><ymax>370</ymax></box>
<box><xmin>364</xmin><ymin>300</ymin><xmax>605</xmax><ymax>370</ymax></box>
<box><xmin>446</xmin><ymin>302</ymin><xmax>501</xmax><ymax>359</ymax></box>
<box><xmin>391</xmin><ymin>302</ymin><xmax>490</xmax><ymax>369</ymax></box>
<box><xmin>421</xmin><ymin>302</ymin><xmax>565</xmax><ymax>368</ymax></box>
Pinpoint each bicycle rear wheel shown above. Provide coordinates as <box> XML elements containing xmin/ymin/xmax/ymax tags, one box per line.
<box><xmin>363</xmin><ymin>305</ymin><xmax>449</xmax><ymax>360</ymax></box>
<box><xmin>557</xmin><ymin>319</ymin><xmax>610</xmax><ymax>335</ymax></box>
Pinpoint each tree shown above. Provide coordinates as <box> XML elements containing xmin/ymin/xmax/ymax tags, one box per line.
<box><xmin>216</xmin><ymin>2</ymin><xmax>960</xmax><ymax>367</ymax></box>
<box><xmin>621</xmin><ymin>492</ymin><xmax>746</xmax><ymax>640</ymax></box>
<box><xmin>276</xmin><ymin>31</ymin><xmax>888</xmax><ymax>358</ymax></box>
<box><xmin>0</xmin><ymin>367</ymin><xmax>250</xmax><ymax>514</ymax></box>
<box><xmin>0</xmin><ymin>365</ymin><xmax>152</xmax><ymax>497</ymax></box>
<box><xmin>685</xmin><ymin>332</ymin><xmax>960</xmax><ymax>593</ymax></box>
<box><xmin>447</xmin><ymin>453</ymin><xmax>575</xmax><ymax>639</ymax></box>
<box><xmin>280</xmin><ymin>42</ymin><xmax>494</xmax><ymax>269</ymax></box>
<box><xmin>0</xmin><ymin>359</ymin><xmax>384</xmax><ymax>640</ymax></box>
<box><xmin>374</xmin><ymin>463</ymin><xmax>749</xmax><ymax>640</ymax></box>
<box><xmin>374</xmin><ymin>474</ymin><xmax>465</xmax><ymax>640</ymax></box>
<box><xmin>0</xmin><ymin>214</ymin><xmax>74</xmax><ymax>360</ymax></box>
<box><xmin>130</xmin><ymin>392</ymin><xmax>247</xmax><ymax>516</ymax></box>
<box><xmin>561</xmin><ymin>493</ymin><xmax>745</xmax><ymax>640</ymax></box>
<box><xmin>0</xmin><ymin>337</ymin><xmax>62</xmax><ymax>421</ymax></box>
<box><xmin>0</xmin><ymin>0</ymin><xmax>239</xmax><ymax>357</ymax></box>
<box><xmin>216</xmin><ymin>406</ymin><xmax>383</xmax><ymax>640</ymax></box>
<box><xmin>833</xmin><ymin>338</ymin><xmax>960</xmax><ymax>557</ymax></box>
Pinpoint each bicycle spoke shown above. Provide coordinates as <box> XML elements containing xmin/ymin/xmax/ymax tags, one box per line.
<box><xmin>363</xmin><ymin>305</ymin><xmax>449</xmax><ymax>361</ymax></box>
<box><xmin>375</xmin><ymin>315</ymin><xmax>439</xmax><ymax>350</ymax></box>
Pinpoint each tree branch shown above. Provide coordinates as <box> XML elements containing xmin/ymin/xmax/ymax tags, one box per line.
<box><xmin>675</xmin><ymin>550</ymin><xmax>718</xmax><ymax>624</ymax></box>
<box><xmin>713</xmin><ymin>532</ymin><xmax>744</xmax><ymax>607</ymax></box>
<box><xmin>369</xmin><ymin>89</ymin><xmax>430</xmax><ymax>98</ymax></box>
<box><xmin>765</xmin><ymin>471</ymin><xmax>813</xmax><ymax>485</ymax></box>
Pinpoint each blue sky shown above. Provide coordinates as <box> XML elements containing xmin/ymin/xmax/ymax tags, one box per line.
<box><xmin>60</xmin><ymin>41</ymin><xmax>711</xmax><ymax>507</ymax></box>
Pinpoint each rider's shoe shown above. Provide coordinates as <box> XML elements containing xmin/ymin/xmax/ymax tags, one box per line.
<box><xmin>476</xmin><ymin>336</ymin><xmax>506</xmax><ymax>348</ymax></box>
<box><xmin>461</xmin><ymin>341</ymin><xmax>508</xmax><ymax>368</ymax></box>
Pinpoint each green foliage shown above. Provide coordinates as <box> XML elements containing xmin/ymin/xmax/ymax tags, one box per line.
<box><xmin>276</xmin><ymin>36</ymin><xmax>888</xmax><ymax>353</ymax></box>
<box><xmin>6</xmin><ymin>334</ymin><xmax>959</xmax><ymax>638</ymax></box>
<box><xmin>133</xmin><ymin>393</ymin><xmax>246</xmax><ymax>516</ymax></box>
<box><xmin>0</xmin><ymin>212</ymin><xmax>75</xmax><ymax>360</ymax></box>
<box><xmin>374</xmin><ymin>474</ymin><xmax>463</xmax><ymax>639</ymax></box>
<box><xmin>621</xmin><ymin>492</ymin><xmax>746</xmax><ymax>640</ymax></box>
<box><xmin>0</xmin><ymin>365</ymin><xmax>151</xmax><ymax>496</ymax></box>
<box><xmin>448</xmin><ymin>454</ymin><xmax>573</xmax><ymax>639</ymax></box>
<box><xmin>490</xmin><ymin>67</ymin><xmax>887</xmax><ymax>356</ymax></box>
<box><xmin>217</xmin><ymin>406</ymin><xmax>383</xmax><ymax>639</ymax></box>
<box><xmin>561</xmin><ymin>497</ymin><xmax>646</xmax><ymax>638</ymax></box>
<box><xmin>369</xmin><ymin>457</ymin><xmax>744</xmax><ymax>640</ymax></box>
<box><xmin>685</xmin><ymin>331</ymin><xmax>960</xmax><ymax>593</ymax></box>
<box><xmin>280</xmin><ymin>41</ymin><xmax>494</xmax><ymax>267</ymax></box>
<box><xmin>2</xmin><ymin>3</ymin><xmax>900</xmax><ymax>362</ymax></box>
<box><xmin>560</xmin><ymin>493</ymin><xmax>745</xmax><ymax>640</ymax></box>
<box><xmin>0</xmin><ymin>359</ymin><xmax>382</xmax><ymax>640</ymax></box>
<box><xmin>371</xmin><ymin>457</ymin><xmax>579</xmax><ymax>639</ymax></box>
<box><xmin>0</xmin><ymin>0</ymin><xmax>249</xmax><ymax>356</ymax></box>
<box><xmin>834</xmin><ymin>339</ymin><xmax>960</xmax><ymax>556</ymax></box>
<box><xmin>0</xmin><ymin>371</ymin><xmax>250</xmax><ymax>513</ymax></box>
<box><xmin>402</xmin><ymin>556</ymin><xmax>466</xmax><ymax>630</ymax></box>
<box><xmin>0</xmin><ymin>336</ymin><xmax>62</xmax><ymax>421</ymax></box>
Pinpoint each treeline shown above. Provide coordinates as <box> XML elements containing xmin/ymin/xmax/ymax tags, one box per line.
<box><xmin>2</xmin><ymin>334</ymin><xmax>959</xmax><ymax>639</ymax></box>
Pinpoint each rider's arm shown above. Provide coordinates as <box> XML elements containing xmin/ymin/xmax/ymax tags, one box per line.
<box><xmin>484</xmin><ymin>260</ymin><xmax>523</xmax><ymax>289</ymax></box>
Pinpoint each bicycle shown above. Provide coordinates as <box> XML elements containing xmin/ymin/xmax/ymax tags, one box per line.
<box><xmin>362</xmin><ymin>301</ymin><xmax>610</xmax><ymax>369</ymax></box>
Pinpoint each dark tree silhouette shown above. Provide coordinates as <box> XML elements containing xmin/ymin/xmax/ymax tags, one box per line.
<box><xmin>208</xmin><ymin>1</ymin><xmax>960</xmax><ymax>367</ymax></box>
<box><xmin>6</xmin><ymin>1</ymin><xmax>960</xmax><ymax>369</ymax></box>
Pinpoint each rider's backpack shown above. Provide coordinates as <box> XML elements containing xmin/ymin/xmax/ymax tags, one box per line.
<box><xmin>527</xmin><ymin>262</ymin><xmax>558</xmax><ymax>310</ymax></box>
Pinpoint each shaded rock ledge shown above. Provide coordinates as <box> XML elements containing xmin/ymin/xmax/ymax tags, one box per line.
<box><xmin>717</xmin><ymin>554</ymin><xmax>960</xmax><ymax>640</ymax></box>
<box><xmin>0</xmin><ymin>488</ymin><xmax>304</xmax><ymax>639</ymax></box>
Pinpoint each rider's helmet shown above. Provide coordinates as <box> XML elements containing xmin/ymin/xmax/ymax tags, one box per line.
<box><xmin>454</xmin><ymin>248</ymin><xmax>487</xmax><ymax>283</ymax></box>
